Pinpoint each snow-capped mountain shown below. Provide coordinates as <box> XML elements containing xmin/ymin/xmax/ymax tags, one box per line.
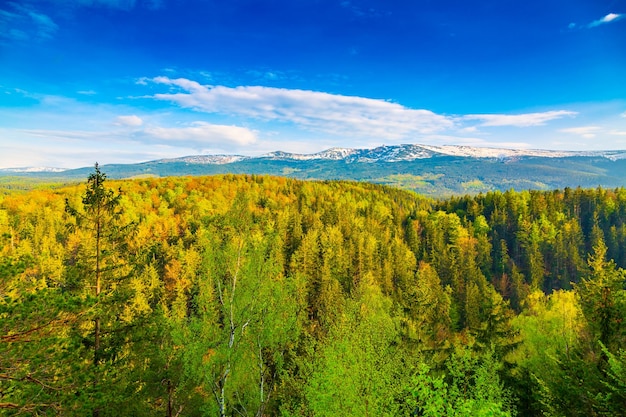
<box><xmin>157</xmin><ymin>155</ymin><xmax>249</xmax><ymax>165</ymax></box>
<box><xmin>5</xmin><ymin>145</ymin><xmax>626</xmax><ymax>174</ymax></box>
<box><xmin>4</xmin><ymin>144</ymin><xmax>626</xmax><ymax>197</ymax></box>
<box><xmin>159</xmin><ymin>144</ymin><xmax>626</xmax><ymax>165</ymax></box>
<box><xmin>262</xmin><ymin>147</ymin><xmax>357</xmax><ymax>161</ymax></box>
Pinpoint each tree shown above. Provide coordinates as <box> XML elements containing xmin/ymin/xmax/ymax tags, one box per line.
<box><xmin>0</xmin><ymin>256</ymin><xmax>78</xmax><ymax>414</ymax></box>
<box><xmin>575</xmin><ymin>239</ymin><xmax>626</xmax><ymax>353</ymax></box>
<box><xmin>401</xmin><ymin>261</ymin><xmax>452</xmax><ymax>353</ymax></box>
<box><xmin>65</xmin><ymin>163</ymin><xmax>134</xmax><ymax>416</ymax></box>
<box><xmin>178</xmin><ymin>193</ymin><xmax>301</xmax><ymax>417</ymax></box>
<box><xmin>508</xmin><ymin>290</ymin><xmax>587</xmax><ymax>415</ymax></box>
<box><xmin>304</xmin><ymin>273</ymin><xmax>411</xmax><ymax>416</ymax></box>
<box><xmin>410</xmin><ymin>346</ymin><xmax>513</xmax><ymax>417</ymax></box>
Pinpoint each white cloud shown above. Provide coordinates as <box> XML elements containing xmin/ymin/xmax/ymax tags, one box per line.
<box><xmin>589</xmin><ymin>13</ymin><xmax>623</xmax><ymax>28</ymax></box>
<box><xmin>569</xmin><ymin>13</ymin><xmax>624</xmax><ymax>30</ymax></box>
<box><xmin>621</xmin><ymin>111</ymin><xmax>626</xmax><ymax>118</ymax></box>
<box><xmin>560</xmin><ymin>126</ymin><xmax>602</xmax><ymax>139</ymax></box>
<box><xmin>0</xmin><ymin>118</ymin><xmax>258</xmax><ymax>167</ymax></box>
<box><xmin>0</xmin><ymin>131</ymin><xmax>176</xmax><ymax>169</ymax></box>
<box><xmin>147</xmin><ymin>77</ymin><xmax>454</xmax><ymax>139</ymax></box>
<box><xmin>115</xmin><ymin>115</ymin><xmax>143</xmax><ymax>127</ymax></box>
<box><xmin>143</xmin><ymin>122</ymin><xmax>257</xmax><ymax>146</ymax></box>
<box><xmin>463</xmin><ymin>110</ymin><xmax>577</xmax><ymax>127</ymax></box>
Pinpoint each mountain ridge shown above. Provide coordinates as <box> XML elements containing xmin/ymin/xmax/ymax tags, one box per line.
<box><xmin>4</xmin><ymin>144</ymin><xmax>626</xmax><ymax>173</ymax></box>
<box><xmin>4</xmin><ymin>144</ymin><xmax>626</xmax><ymax>196</ymax></box>
<box><xmin>155</xmin><ymin>144</ymin><xmax>626</xmax><ymax>166</ymax></box>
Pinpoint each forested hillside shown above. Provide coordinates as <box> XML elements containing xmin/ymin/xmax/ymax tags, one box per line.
<box><xmin>1</xmin><ymin>168</ymin><xmax>625</xmax><ymax>416</ymax></box>
<box><xmin>7</xmin><ymin>152</ymin><xmax>626</xmax><ymax>196</ymax></box>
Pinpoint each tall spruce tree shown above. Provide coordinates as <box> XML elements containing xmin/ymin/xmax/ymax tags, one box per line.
<box><xmin>65</xmin><ymin>163</ymin><xmax>133</xmax><ymax>416</ymax></box>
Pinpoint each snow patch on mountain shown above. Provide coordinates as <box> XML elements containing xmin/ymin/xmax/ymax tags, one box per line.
<box><xmin>157</xmin><ymin>155</ymin><xmax>249</xmax><ymax>164</ymax></box>
<box><xmin>418</xmin><ymin>145</ymin><xmax>577</xmax><ymax>159</ymax></box>
<box><xmin>155</xmin><ymin>144</ymin><xmax>626</xmax><ymax>165</ymax></box>
<box><xmin>262</xmin><ymin>148</ymin><xmax>357</xmax><ymax>161</ymax></box>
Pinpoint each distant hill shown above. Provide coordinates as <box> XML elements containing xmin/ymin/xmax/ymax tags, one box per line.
<box><xmin>3</xmin><ymin>144</ymin><xmax>626</xmax><ymax>195</ymax></box>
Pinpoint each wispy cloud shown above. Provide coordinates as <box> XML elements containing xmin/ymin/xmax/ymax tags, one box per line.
<box><xmin>560</xmin><ymin>126</ymin><xmax>602</xmax><ymax>139</ymax></box>
<box><xmin>76</xmin><ymin>0</ymin><xmax>136</xmax><ymax>11</ymax></box>
<box><xmin>0</xmin><ymin>2</ymin><xmax>58</xmax><ymax>41</ymax></box>
<box><xmin>15</xmin><ymin>119</ymin><xmax>256</xmax><ymax>149</ymax></box>
<box><xmin>589</xmin><ymin>13</ymin><xmax>623</xmax><ymax>28</ymax></box>
<box><xmin>340</xmin><ymin>1</ymin><xmax>389</xmax><ymax>19</ymax></box>
<box><xmin>0</xmin><ymin>126</ymin><xmax>176</xmax><ymax>168</ymax></box>
<box><xmin>462</xmin><ymin>110</ymin><xmax>577</xmax><ymax>127</ymax></box>
<box><xmin>74</xmin><ymin>0</ymin><xmax>166</xmax><ymax>11</ymax></box>
<box><xmin>142</xmin><ymin>0</ymin><xmax>165</xmax><ymax>11</ymax></box>
<box><xmin>17</xmin><ymin>128</ymin><xmax>105</xmax><ymax>141</ymax></box>
<box><xmin>146</xmin><ymin>77</ymin><xmax>454</xmax><ymax>139</ymax></box>
<box><xmin>570</xmin><ymin>13</ymin><xmax>624</xmax><ymax>29</ymax></box>
<box><xmin>0</xmin><ymin>117</ymin><xmax>259</xmax><ymax>168</ymax></box>
<box><xmin>27</xmin><ymin>9</ymin><xmax>58</xmax><ymax>38</ymax></box>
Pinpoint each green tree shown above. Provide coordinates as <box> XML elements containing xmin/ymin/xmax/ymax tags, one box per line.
<box><xmin>576</xmin><ymin>239</ymin><xmax>626</xmax><ymax>353</ymax></box>
<box><xmin>65</xmin><ymin>163</ymin><xmax>135</xmax><ymax>416</ymax></box>
<box><xmin>0</xmin><ymin>255</ymin><xmax>81</xmax><ymax>414</ymax></box>
<box><xmin>410</xmin><ymin>346</ymin><xmax>513</xmax><ymax>417</ymax></box>
<box><xmin>178</xmin><ymin>194</ymin><xmax>301</xmax><ymax>417</ymax></box>
<box><xmin>508</xmin><ymin>290</ymin><xmax>587</xmax><ymax>415</ymax></box>
<box><xmin>401</xmin><ymin>261</ymin><xmax>452</xmax><ymax>353</ymax></box>
<box><xmin>304</xmin><ymin>273</ymin><xmax>411</xmax><ymax>416</ymax></box>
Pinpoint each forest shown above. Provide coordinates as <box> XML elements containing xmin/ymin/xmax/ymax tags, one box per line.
<box><xmin>1</xmin><ymin>166</ymin><xmax>625</xmax><ymax>416</ymax></box>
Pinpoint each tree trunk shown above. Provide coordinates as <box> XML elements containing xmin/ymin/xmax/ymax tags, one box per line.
<box><xmin>93</xmin><ymin>210</ymin><xmax>102</xmax><ymax>417</ymax></box>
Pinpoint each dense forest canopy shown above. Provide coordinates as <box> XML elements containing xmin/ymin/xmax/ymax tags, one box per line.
<box><xmin>1</xmin><ymin>170</ymin><xmax>625</xmax><ymax>416</ymax></box>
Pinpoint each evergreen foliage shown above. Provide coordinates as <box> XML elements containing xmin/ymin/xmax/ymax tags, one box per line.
<box><xmin>2</xmin><ymin>170</ymin><xmax>626</xmax><ymax>415</ymax></box>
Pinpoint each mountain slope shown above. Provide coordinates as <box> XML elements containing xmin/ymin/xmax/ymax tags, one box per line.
<box><xmin>150</xmin><ymin>144</ymin><xmax>626</xmax><ymax>164</ymax></box>
<box><xmin>4</xmin><ymin>144</ymin><xmax>626</xmax><ymax>195</ymax></box>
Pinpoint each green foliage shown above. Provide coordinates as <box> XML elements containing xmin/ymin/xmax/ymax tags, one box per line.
<box><xmin>304</xmin><ymin>274</ymin><xmax>411</xmax><ymax>416</ymax></box>
<box><xmin>603</xmin><ymin>346</ymin><xmax>626</xmax><ymax>413</ymax></box>
<box><xmin>576</xmin><ymin>239</ymin><xmax>626</xmax><ymax>351</ymax></box>
<box><xmin>0</xmin><ymin>257</ymin><xmax>81</xmax><ymax>415</ymax></box>
<box><xmin>4</xmin><ymin>172</ymin><xmax>626</xmax><ymax>415</ymax></box>
<box><xmin>410</xmin><ymin>347</ymin><xmax>513</xmax><ymax>417</ymax></box>
<box><xmin>63</xmin><ymin>163</ymin><xmax>140</xmax><ymax>416</ymax></box>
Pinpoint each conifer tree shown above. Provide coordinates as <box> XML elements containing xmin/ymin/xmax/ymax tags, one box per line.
<box><xmin>65</xmin><ymin>163</ymin><xmax>133</xmax><ymax>416</ymax></box>
<box><xmin>576</xmin><ymin>239</ymin><xmax>626</xmax><ymax>353</ymax></box>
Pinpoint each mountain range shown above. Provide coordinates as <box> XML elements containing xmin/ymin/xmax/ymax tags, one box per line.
<box><xmin>4</xmin><ymin>144</ymin><xmax>626</xmax><ymax>196</ymax></box>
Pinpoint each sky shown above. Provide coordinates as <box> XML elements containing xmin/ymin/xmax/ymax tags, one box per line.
<box><xmin>1</xmin><ymin>0</ymin><xmax>625</xmax><ymax>168</ymax></box>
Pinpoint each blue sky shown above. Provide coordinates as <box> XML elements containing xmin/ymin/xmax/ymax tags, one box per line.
<box><xmin>1</xmin><ymin>0</ymin><xmax>625</xmax><ymax>168</ymax></box>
